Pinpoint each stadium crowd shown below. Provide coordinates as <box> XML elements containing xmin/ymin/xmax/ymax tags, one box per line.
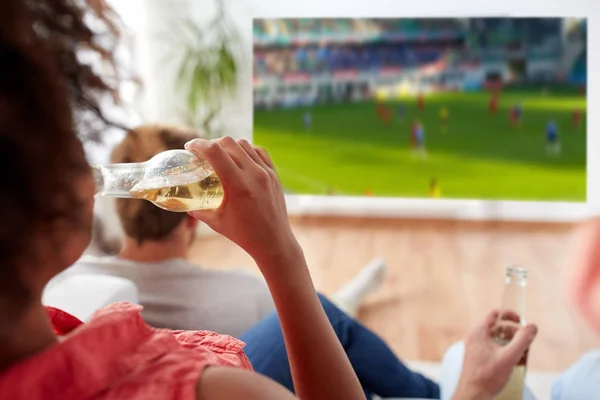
<box><xmin>254</xmin><ymin>18</ymin><xmax>463</xmax><ymax>41</ymax></box>
<box><xmin>254</xmin><ymin>43</ymin><xmax>456</xmax><ymax>76</ymax></box>
<box><xmin>253</xmin><ymin>18</ymin><xmax>566</xmax><ymax>77</ymax></box>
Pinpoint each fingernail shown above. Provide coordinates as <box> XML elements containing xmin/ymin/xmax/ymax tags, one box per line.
<box><xmin>184</xmin><ymin>140</ymin><xmax>194</xmax><ymax>150</ymax></box>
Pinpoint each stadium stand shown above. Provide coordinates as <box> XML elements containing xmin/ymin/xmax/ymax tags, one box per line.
<box><xmin>253</xmin><ymin>18</ymin><xmax>566</xmax><ymax>78</ymax></box>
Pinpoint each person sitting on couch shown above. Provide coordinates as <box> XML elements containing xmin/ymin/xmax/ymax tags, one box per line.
<box><xmin>0</xmin><ymin>0</ymin><xmax>373</xmax><ymax>397</ymax></box>
<box><xmin>68</xmin><ymin>124</ymin><xmax>388</xmax><ymax>336</ymax></box>
<box><xmin>0</xmin><ymin>1</ymin><xmax>535</xmax><ymax>399</ymax></box>
<box><xmin>63</xmin><ymin>124</ymin><xmax>440</xmax><ymax>399</ymax></box>
<box><xmin>438</xmin><ymin>218</ymin><xmax>600</xmax><ymax>400</ymax></box>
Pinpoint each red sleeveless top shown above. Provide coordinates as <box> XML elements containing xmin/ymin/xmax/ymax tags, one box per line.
<box><xmin>0</xmin><ymin>302</ymin><xmax>253</xmax><ymax>399</ymax></box>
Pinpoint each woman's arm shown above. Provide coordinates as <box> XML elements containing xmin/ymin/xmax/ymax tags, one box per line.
<box><xmin>197</xmin><ymin>367</ymin><xmax>296</xmax><ymax>400</ymax></box>
<box><xmin>257</xmin><ymin>246</ymin><xmax>364</xmax><ymax>399</ymax></box>
<box><xmin>187</xmin><ymin>137</ymin><xmax>364</xmax><ymax>400</ymax></box>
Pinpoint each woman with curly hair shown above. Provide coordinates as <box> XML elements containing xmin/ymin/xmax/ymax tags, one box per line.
<box><xmin>0</xmin><ymin>1</ymin><xmax>537</xmax><ymax>399</ymax></box>
<box><xmin>0</xmin><ymin>1</ymin><xmax>367</xmax><ymax>398</ymax></box>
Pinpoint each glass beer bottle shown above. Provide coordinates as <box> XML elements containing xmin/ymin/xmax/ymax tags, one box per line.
<box><xmin>492</xmin><ymin>265</ymin><xmax>529</xmax><ymax>400</ymax></box>
<box><xmin>92</xmin><ymin>149</ymin><xmax>224</xmax><ymax>212</ymax></box>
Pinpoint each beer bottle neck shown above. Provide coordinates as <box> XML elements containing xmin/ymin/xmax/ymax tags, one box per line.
<box><xmin>499</xmin><ymin>266</ymin><xmax>527</xmax><ymax>325</ymax></box>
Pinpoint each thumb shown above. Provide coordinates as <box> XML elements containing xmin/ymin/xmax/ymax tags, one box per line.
<box><xmin>498</xmin><ymin>324</ymin><xmax>538</xmax><ymax>367</ymax></box>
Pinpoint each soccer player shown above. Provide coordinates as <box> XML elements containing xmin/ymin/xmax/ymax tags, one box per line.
<box><xmin>440</xmin><ymin>106</ymin><xmax>449</xmax><ymax>134</ymax></box>
<box><xmin>303</xmin><ymin>110</ymin><xmax>312</xmax><ymax>131</ymax></box>
<box><xmin>397</xmin><ymin>103</ymin><xmax>406</xmax><ymax>122</ymax></box>
<box><xmin>376</xmin><ymin>101</ymin><xmax>385</xmax><ymax>123</ymax></box>
<box><xmin>429</xmin><ymin>178</ymin><xmax>441</xmax><ymax>198</ymax></box>
<box><xmin>510</xmin><ymin>103</ymin><xmax>522</xmax><ymax>127</ymax></box>
<box><xmin>489</xmin><ymin>92</ymin><xmax>499</xmax><ymax>114</ymax></box>
<box><xmin>382</xmin><ymin>105</ymin><xmax>392</xmax><ymax>127</ymax></box>
<box><xmin>410</xmin><ymin>120</ymin><xmax>418</xmax><ymax>148</ymax></box>
<box><xmin>546</xmin><ymin>119</ymin><xmax>560</xmax><ymax>156</ymax></box>
<box><xmin>411</xmin><ymin>120</ymin><xmax>426</xmax><ymax>159</ymax></box>
<box><xmin>417</xmin><ymin>93</ymin><xmax>425</xmax><ymax>110</ymax></box>
<box><xmin>573</xmin><ymin>109</ymin><xmax>582</xmax><ymax>128</ymax></box>
<box><xmin>377</xmin><ymin>102</ymin><xmax>391</xmax><ymax>127</ymax></box>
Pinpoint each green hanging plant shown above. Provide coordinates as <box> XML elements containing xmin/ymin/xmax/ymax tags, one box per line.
<box><xmin>168</xmin><ymin>0</ymin><xmax>242</xmax><ymax>138</ymax></box>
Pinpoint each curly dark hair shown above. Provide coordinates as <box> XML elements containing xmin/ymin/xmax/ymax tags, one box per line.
<box><xmin>0</xmin><ymin>0</ymin><xmax>121</xmax><ymax>312</ymax></box>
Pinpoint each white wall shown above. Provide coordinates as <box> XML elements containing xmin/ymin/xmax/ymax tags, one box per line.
<box><xmin>114</xmin><ymin>0</ymin><xmax>598</xmax><ymax>222</ymax></box>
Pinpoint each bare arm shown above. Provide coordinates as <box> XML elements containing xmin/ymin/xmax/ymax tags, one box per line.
<box><xmin>187</xmin><ymin>137</ymin><xmax>364</xmax><ymax>400</ymax></box>
<box><xmin>197</xmin><ymin>367</ymin><xmax>296</xmax><ymax>400</ymax></box>
<box><xmin>257</xmin><ymin>246</ymin><xmax>364</xmax><ymax>400</ymax></box>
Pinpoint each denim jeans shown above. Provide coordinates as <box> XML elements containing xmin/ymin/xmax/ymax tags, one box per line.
<box><xmin>240</xmin><ymin>293</ymin><xmax>440</xmax><ymax>399</ymax></box>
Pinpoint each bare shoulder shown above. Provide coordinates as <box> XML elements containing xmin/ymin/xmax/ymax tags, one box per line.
<box><xmin>196</xmin><ymin>366</ymin><xmax>296</xmax><ymax>400</ymax></box>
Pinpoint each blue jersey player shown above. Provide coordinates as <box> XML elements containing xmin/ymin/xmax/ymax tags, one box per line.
<box><xmin>510</xmin><ymin>103</ymin><xmax>523</xmax><ymax>127</ymax></box>
<box><xmin>546</xmin><ymin>120</ymin><xmax>560</xmax><ymax>156</ymax></box>
<box><xmin>411</xmin><ymin>121</ymin><xmax>426</xmax><ymax>159</ymax></box>
<box><xmin>303</xmin><ymin>111</ymin><xmax>312</xmax><ymax>131</ymax></box>
<box><xmin>397</xmin><ymin>103</ymin><xmax>405</xmax><ymax>121</ymax></box>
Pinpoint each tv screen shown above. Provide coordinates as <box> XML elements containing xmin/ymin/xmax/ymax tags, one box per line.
<box><xmin>253</xmin><ymin>18</ymin><xmax>587</xmax><ymax>202</ymax></box>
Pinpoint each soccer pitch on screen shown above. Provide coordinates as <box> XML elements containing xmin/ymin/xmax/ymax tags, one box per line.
<box><xmin>253</xmin><ymin>18</ymin><xmax>587</xmax><ymax>202</ymax></box>
<box><xmin>254</xmin><ymin>89</ymin><xmax>586</xmax><ymax>202</ymax></box>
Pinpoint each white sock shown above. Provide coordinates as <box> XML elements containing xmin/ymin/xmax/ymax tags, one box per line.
<box><xmin>331</xmin><ymin>257</ymin><xmax>387</xmax><ymax>317</ymax></box>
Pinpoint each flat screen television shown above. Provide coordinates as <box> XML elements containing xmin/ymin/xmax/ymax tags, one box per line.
<box><xmin>252</xmin><ymin>18</ymin><xmax>587</xmax><ymax>203</ymax></box>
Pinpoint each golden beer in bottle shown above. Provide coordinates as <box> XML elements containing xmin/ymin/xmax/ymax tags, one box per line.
<box><xmin>492</xmin><ymin>266</ymin><xmax>529</xmax><ymax>400</ymax></box>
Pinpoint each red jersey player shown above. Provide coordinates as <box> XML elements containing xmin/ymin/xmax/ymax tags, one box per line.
<box><xmin>410</xmin><ymin>120</ymin><xmax>426</xmax><ymax>158</ymax></box>
<box><xmin>417</xmin><ymin>93</ymin><xmax>425</xmax><ymax>110</ymax></box>
<box><xmin>573</xmin><ymin>109</ymin><xmax>582</xmax><ymax>128</ymax></box>
<box><xmin>510</xmin><ymin>103</ymin><xmax>522</xmax><ymax>127</ymax></box>
<box><xmin>376</xmin><ymin>102</ymin><xmax>384</xmax><ymax>122</ymax></box>
<box><xmin>489</xmin><ymin>92</ymin><xmax>499</xmax><ymax>114</ymax></box>
<box><xmin>382</xmin><ymin>106</ymin><xmax>392</xmax><ymax>126</ymax></box>
<box><xmin>410</xmin><ymin>120</ymin><xmax>418</xmax><ymax>147</ymax></box>
<box><xmin>376</xmin><ymin>101</ymin><xmax>385</xmax><ymax>117</ymax></box>
<box><xmin>377</xmin><ymin>102</ymin><xmax>391</xmax><ymax>126</ymax></box>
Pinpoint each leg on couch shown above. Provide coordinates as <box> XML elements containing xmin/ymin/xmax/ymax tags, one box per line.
<box><xmin>241</xmin><ymin>293</ymin><xmax>440</xmax><ymax>399</ymax></box>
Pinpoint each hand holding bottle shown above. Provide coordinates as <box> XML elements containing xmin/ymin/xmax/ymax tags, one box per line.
<box><xmin>184</xmin><ymin>137</ymin><xmax>301</xmax><ymax>268</ymax></box>
<box><xmin>452</xmin><ymin>310</ymin><xmax>538</xmax><ymax>400</ymax></box>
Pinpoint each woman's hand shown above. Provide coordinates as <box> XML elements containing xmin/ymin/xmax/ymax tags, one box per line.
<box><xmin>185</xmin><ymin>137</ymin><xmax>301</xmax><ymax>268</ymax></box>
<box><xmin>452</xmin><ymin>310</ymin><xmax>538</xmax><ymax>400</ymax></box>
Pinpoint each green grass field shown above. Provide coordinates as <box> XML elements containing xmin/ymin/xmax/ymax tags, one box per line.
<box><xmin>254</xmin><ymin>89</ymin><xmax>587</xmax><ymax>201</ymax></box>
